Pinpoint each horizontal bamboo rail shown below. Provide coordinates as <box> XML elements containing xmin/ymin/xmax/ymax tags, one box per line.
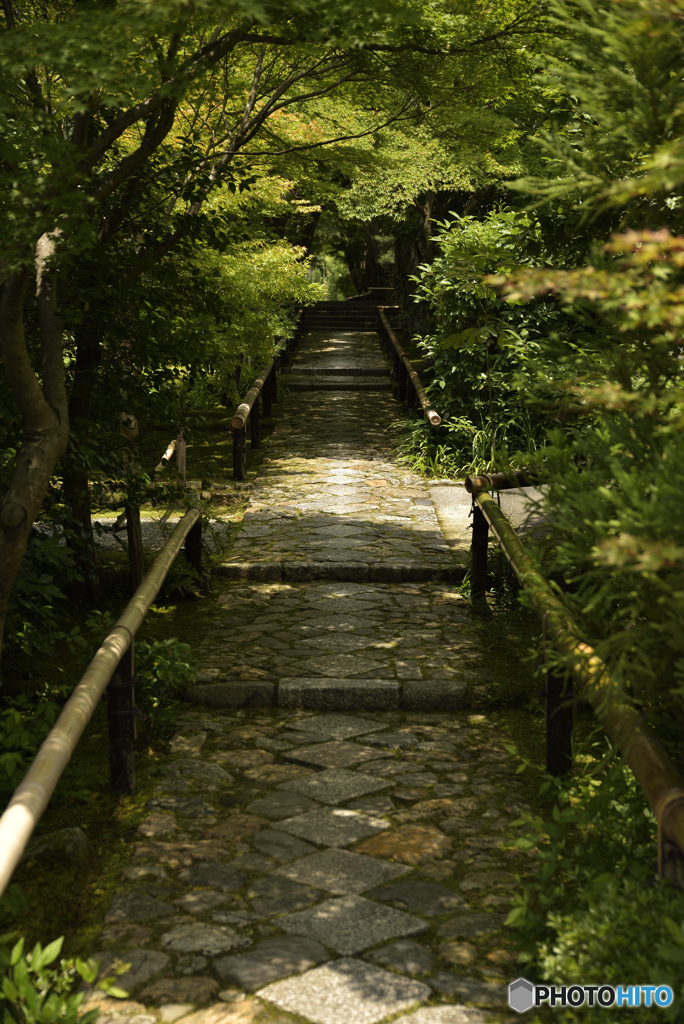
<box><xmin>472</xmin><ymin>485</ymin><xmax>684</xmax><ymax>863</ymax></box>
<box><xmin>231</xmin><ymin>359</ymin><xmax>274</xmax><ymax>430</ymax></box>
<box><xmin>0</xmin><ymin>506</ymin><xmax>202</xmax><ymax>900</ymax></box>
<box><xmin>465</xmin><ymin>470</ymin><xmax>540</xmax><ymax>493</ymax></box>
<box><xmin>378</xmin><ymin>308</ymin><xmax>440</xmax><ymax>426</ymax></box>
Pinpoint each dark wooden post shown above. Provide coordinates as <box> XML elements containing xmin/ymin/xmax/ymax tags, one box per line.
<box><xmin>125</xmin><ymin>504</ymin><xmax>145</xmax><ymax>593</ymax></box>
<box><xmin>399</xmin><ymin>361</ymin><xmax>409</xmax><ymax>402</ymax></box>
<box><xmin>262</xmin><ymin>370</ymin><xmax>272</xmax><ymax>417</ymax></box>
<box><xmin>250</xmin><ymin>396</ymin><xmax>260</xmax><ymax>449</ymax></box>
<box><xmin>233</xmin><ymin>426</ymin><xmax>246</xmax><ymax>480</ymax></box>
<box><xmin>392</xmin><ymin>349</ymin><xmax>401</xmax><ymax>382</ymax></box>
<box><xmin>270</xmin><ymin>365</ymin><xmax>278</xmax><ymax>405</ymax></box>
<box><xmin>471</xmin><ymin>504</ymin><xmax>489</xmax><ymax>603</ymax></box>
<box><xmin>176</xmin><ymin>430</ymin><xmax>187</xmax><ymax>481</ymax></box>
<box><xmin>107</xmin><ymin>645</ymin><xmax>136</xmax><ymax>794</ymax></box>
<box><xmin>546</xmin><ymin>668</ymin><xmax>574</xmax><ymax>776</ymax></box>
<box><xmin>185</xmin><ymin>516</ymin><xmax>202</xmax><ymax>577</ymax></box>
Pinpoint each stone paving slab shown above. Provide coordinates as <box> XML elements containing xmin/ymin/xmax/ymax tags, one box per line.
<box><xmin>257</xmin><ymin>957</ymin><xmax>431</xmax><ymax>1024</ymax></box>
<box><xmin>274</xmin><ymin>848</ymin><xmax>407</xmax><ymax>894</ymax></box>
<box><xmin>274</xmin><ymin>806</ymin><xmax>388</xmax><ymax>847</ymax></box>
<box><xmin>277</xmin><ymin>767</ymin><xmax>392</xmax><ymax>804</ymax></box>
<box><xmin>279</xmin><ymin>894</ymin><xmax>428</xmax><ymax>954</ymax></box>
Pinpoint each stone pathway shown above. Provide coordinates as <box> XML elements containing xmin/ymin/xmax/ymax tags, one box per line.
<box><xmin>83</xmin><ymin>708</ymin><xmax>530</xmax><ymax>1024</ymax></box>
<box><xmin>81</xmin><ymin>327</ymin><xmax>532</xmax><ymax>1023</ymax></box>
<box><xmin>217</xmin><ymin>330</ymin><xmax>456</xmax><ymax>585</ymax></box>
<box><xmin>196</xmin><ymin>329</ymin><xmax>472</xmax><ymax>714</ymax></box>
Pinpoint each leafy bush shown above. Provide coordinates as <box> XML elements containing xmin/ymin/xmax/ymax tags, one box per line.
<box><xmin>408</xmin><ymin>210</ymin><xmax>577</xmax><ymax>475</ymax></box>
<box><xmin>135</xmin><ymin>637</ymin><xmax>197</xmax><ymax>734</ymax></box>
<box><xmin>0</xmin><ymin>933</ymin><xmax>127</xmax><ymax>1024</ymax></box>
<box><xmin>508</xmin><ymin>737</ymin><xmax>656</xmax><ymax>957</ymax></box>
<box><xmin>539</xmin><ymin>881</ymin><xmax>684</xmax><ymax>1022</ymax></box>
<box><xmin>0</xmin><ymin>699</ymin><xmax>61</xmax><ymax>806</ymax></box>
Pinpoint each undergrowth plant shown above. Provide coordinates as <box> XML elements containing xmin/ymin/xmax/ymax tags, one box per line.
<box><xmin>506</xmin><ymin>732</ymin><xmax>684</xmax><ymax>1019</ymax></box>
<box><xmin>405</xmin><ymin>209</ymin><xmax>575</xmax><ymax>476</ymax></box>
<box><xmin>0</xmin><ymin>934</ymin><xmax>128</xmax><ymax>1024</ymax></box>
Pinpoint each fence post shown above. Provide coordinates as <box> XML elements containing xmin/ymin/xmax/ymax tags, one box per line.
<box><xmin>270</xmin><ymin>364</ymin><xmax>278</xmax><ymax>405</ymax></box>
<box><xmin>471</xmin><ymin>504</ymin><xmax>489</xmax><ymax>603</ymax></box>
<box><xmin>125</xmin><ymin>504</ymin><xmax>145</xmax><ymax>593</ymax></box>
<box><xmin>250</xmin><ymin>396</ymin><xmax>260</xmax><ymax>449</ymax></box>
<box><xmin>185</xmin><ymin>515</ymin><xmax>202</xmax><ymax>577</ymax></box>
<box><xmin>399</xmin><ymin>361</ymin><xmax>409</xmax><ymax>403</ymax></box>
<box><xmin>262</xmin><ymin>370</ymin><xmax>272</xmax><ymax>417</ymax></box>
<box><xmin>107</xmin><ymin>645</ymin><xmax>136</xmax><ymax>794</ymax></box>
<box><xmin>392</xmin><ymin>349</ymin><xmax>401</xmax><ymax>383</ymax></box>
<box><xmin>233</xmin><ymin>426</ymin><xmax>246</xmax><ymax>480</ymax></box>
<box><xmin>176</xmin><ymin>429</ymin><xmax>187</xmax><ymax>482</ymax></box>
<box><xmin>546</xmin><ymin>668</ymin><xmax>574</xmax><ymax>776</ymax></box>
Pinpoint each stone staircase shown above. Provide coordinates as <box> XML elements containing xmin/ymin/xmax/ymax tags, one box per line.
<box><xmin>300</xmin><ymin>300</ymin><xmax>385</xmax><ymax>333</ymax></box>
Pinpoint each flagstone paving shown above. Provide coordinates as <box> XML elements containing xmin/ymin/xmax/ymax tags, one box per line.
<box><xmin>80</xmin><ymin>328</ymin><xmax>530</xmax><ymax>1023</ymax></box>
<box><xmin>216</xmin><ymin>330</ymin><xmax>457</xmax><ymax>585</ymax></box>
<box><xmin>83</xmin><ymin>708</ymin><xmax>531</xmax><ymax>1024</ymax></box>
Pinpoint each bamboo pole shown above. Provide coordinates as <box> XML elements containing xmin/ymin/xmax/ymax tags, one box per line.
<box><xmin>231</xmin><ymin>359</ymin><xmax>274</xmax><ymax>430</ymax></box>
<box><xmin>474</xmin><ymin>489</ymin><xmax>684</xmax><ymax>855</ymax></box>
<box><xmin>155</xmin><ymin>438</ymin><xmax>177</xmax><ymax>472</ymax></box>
<box><xmin>465</xmin><ymin>470</ymin><xmax>539</xmax><ymax>493</ymax></box>
<box><xmin>378</xmin><ymin>309</ymin><xmax>440</xmax><ymax>426</ymax></box>
<box><xmin>0</xmin><ymin>506</ymin><xmax>202</xmax><ymax>900</ymax></box>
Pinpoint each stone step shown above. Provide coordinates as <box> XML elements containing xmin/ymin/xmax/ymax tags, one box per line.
<box><xmin>289</xmin><ymin>367</ymin><xmax>388</xmax><ymax>377</ymax></box>
<box><xmin>213</xmin><ymin>560</ymin><xmax>464</xmax><ymax>583</ymax></box>
<box><xmin>285</xmin><ymin>377</ymin><xmax>392</xmax><ymax>392</ymax></box>
<box><xmin>183</xmin><ymin>676</ymin><xmax>467</xmax><ymax>711</ymax></box>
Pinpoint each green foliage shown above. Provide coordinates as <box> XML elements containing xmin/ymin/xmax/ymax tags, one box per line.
<box><xmin>408</xmin><ymin>210</ymin><xmax>572</xmax><ymax>473</ymax></box>
<box><xmin>0</xmin><ymin>699</ymin><xmax>61</xmax><ymax>804</ymax></box>
<box><xmin>507</xmin><ymin>737</ymin><xmax>658</xmax><ymax>960</ymax></box>
<box><xmin>512</xmin><ymin>0</ymin><xmax>684</xmax><ymax>222</ymax></box>
<box><xmin>0</xmin><ymin>933</ymin><xmax>127</xmax><ymax>1024</ymax></box>
<box><xmin>135</xmin><ymin>637</ymin><xmax>197</xmax><ymax>734</ymax></box>
<box><xmin>538</xmin><ymin>881</ymin><xmax>684</xmax><ymax>1022</ymax></box>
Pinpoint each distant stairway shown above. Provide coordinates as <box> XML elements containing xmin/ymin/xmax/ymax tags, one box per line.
<box><xmin>286</xmin><ymin>302</ymin><xmax>395</xmax><ymax>392</ymax></box>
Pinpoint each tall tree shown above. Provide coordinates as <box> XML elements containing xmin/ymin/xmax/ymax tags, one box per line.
<box><xmin>0</xmin><ymin>0</ymin><xmax>545</xmax><ymax>665</ymax></box>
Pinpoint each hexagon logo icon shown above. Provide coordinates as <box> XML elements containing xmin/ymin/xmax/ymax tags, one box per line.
<box><xmin>509</xmin><ymin>978</ymin><xmax>535</xmax><ymax>1013</ymax></box>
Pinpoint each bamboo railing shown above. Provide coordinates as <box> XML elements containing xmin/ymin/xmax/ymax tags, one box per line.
<box><xmin>231</xmin><ymin>315</ymin><xmax>303</xmax><ymax>481</ymax></box>
<box><xmin>0</xmin><ymin>507</ymin><xmax>203</xmax><ymax>900</ymax></box>
<box><xmin>466</xmin><ymin>472</ymin><xmax>684</xmax><ymax>875</ymax></box>
<box><xmin>377</xmin><ymin>308</ymin><xmax>440</xmax><ymax>426</ymax></box>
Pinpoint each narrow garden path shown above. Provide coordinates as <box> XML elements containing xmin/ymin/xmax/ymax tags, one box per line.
<box><xmin>82</xmin><ymin>328</ymin><xmax>532</xmax><ymax>1024</ymax></box>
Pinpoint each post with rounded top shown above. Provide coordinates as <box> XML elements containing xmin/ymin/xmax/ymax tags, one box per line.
<box><xmin>470</xmin><ymin>505</ymin><xmax>489</xmax><ymax>604</ymax></box>
<box><xmin>251</xmin><ymin>395</ymin><xmax>260</xmax><ymax>449</ymax></box>
<box><xmin>125</xmin><ymin>504</ymin><xmax>145</xmax><ymax>594</ymax></box>
<box><xmin>233</xmin><ymin>426</ymin><xmax>246</xmax><ymax>480</ymax></box>
<box><xmin>262</xmin><ymin>369</ymin><xmax>272</xmax><ymax>417</ymax></box>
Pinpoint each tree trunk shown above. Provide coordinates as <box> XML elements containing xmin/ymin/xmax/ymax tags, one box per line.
<box><xmin>0</xmin><ymin>236</ymin><xmax>70</xmax><ymax>674</ymax></box>
<box><xmin>362</xmin><ymin>224</ymin><xmax>383</xmax><ymax>287</ymax></box>
<box><xmin>417</xmin><ymin>190</ymin><xmax>436</xmax><ymax>263</ymax></box>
